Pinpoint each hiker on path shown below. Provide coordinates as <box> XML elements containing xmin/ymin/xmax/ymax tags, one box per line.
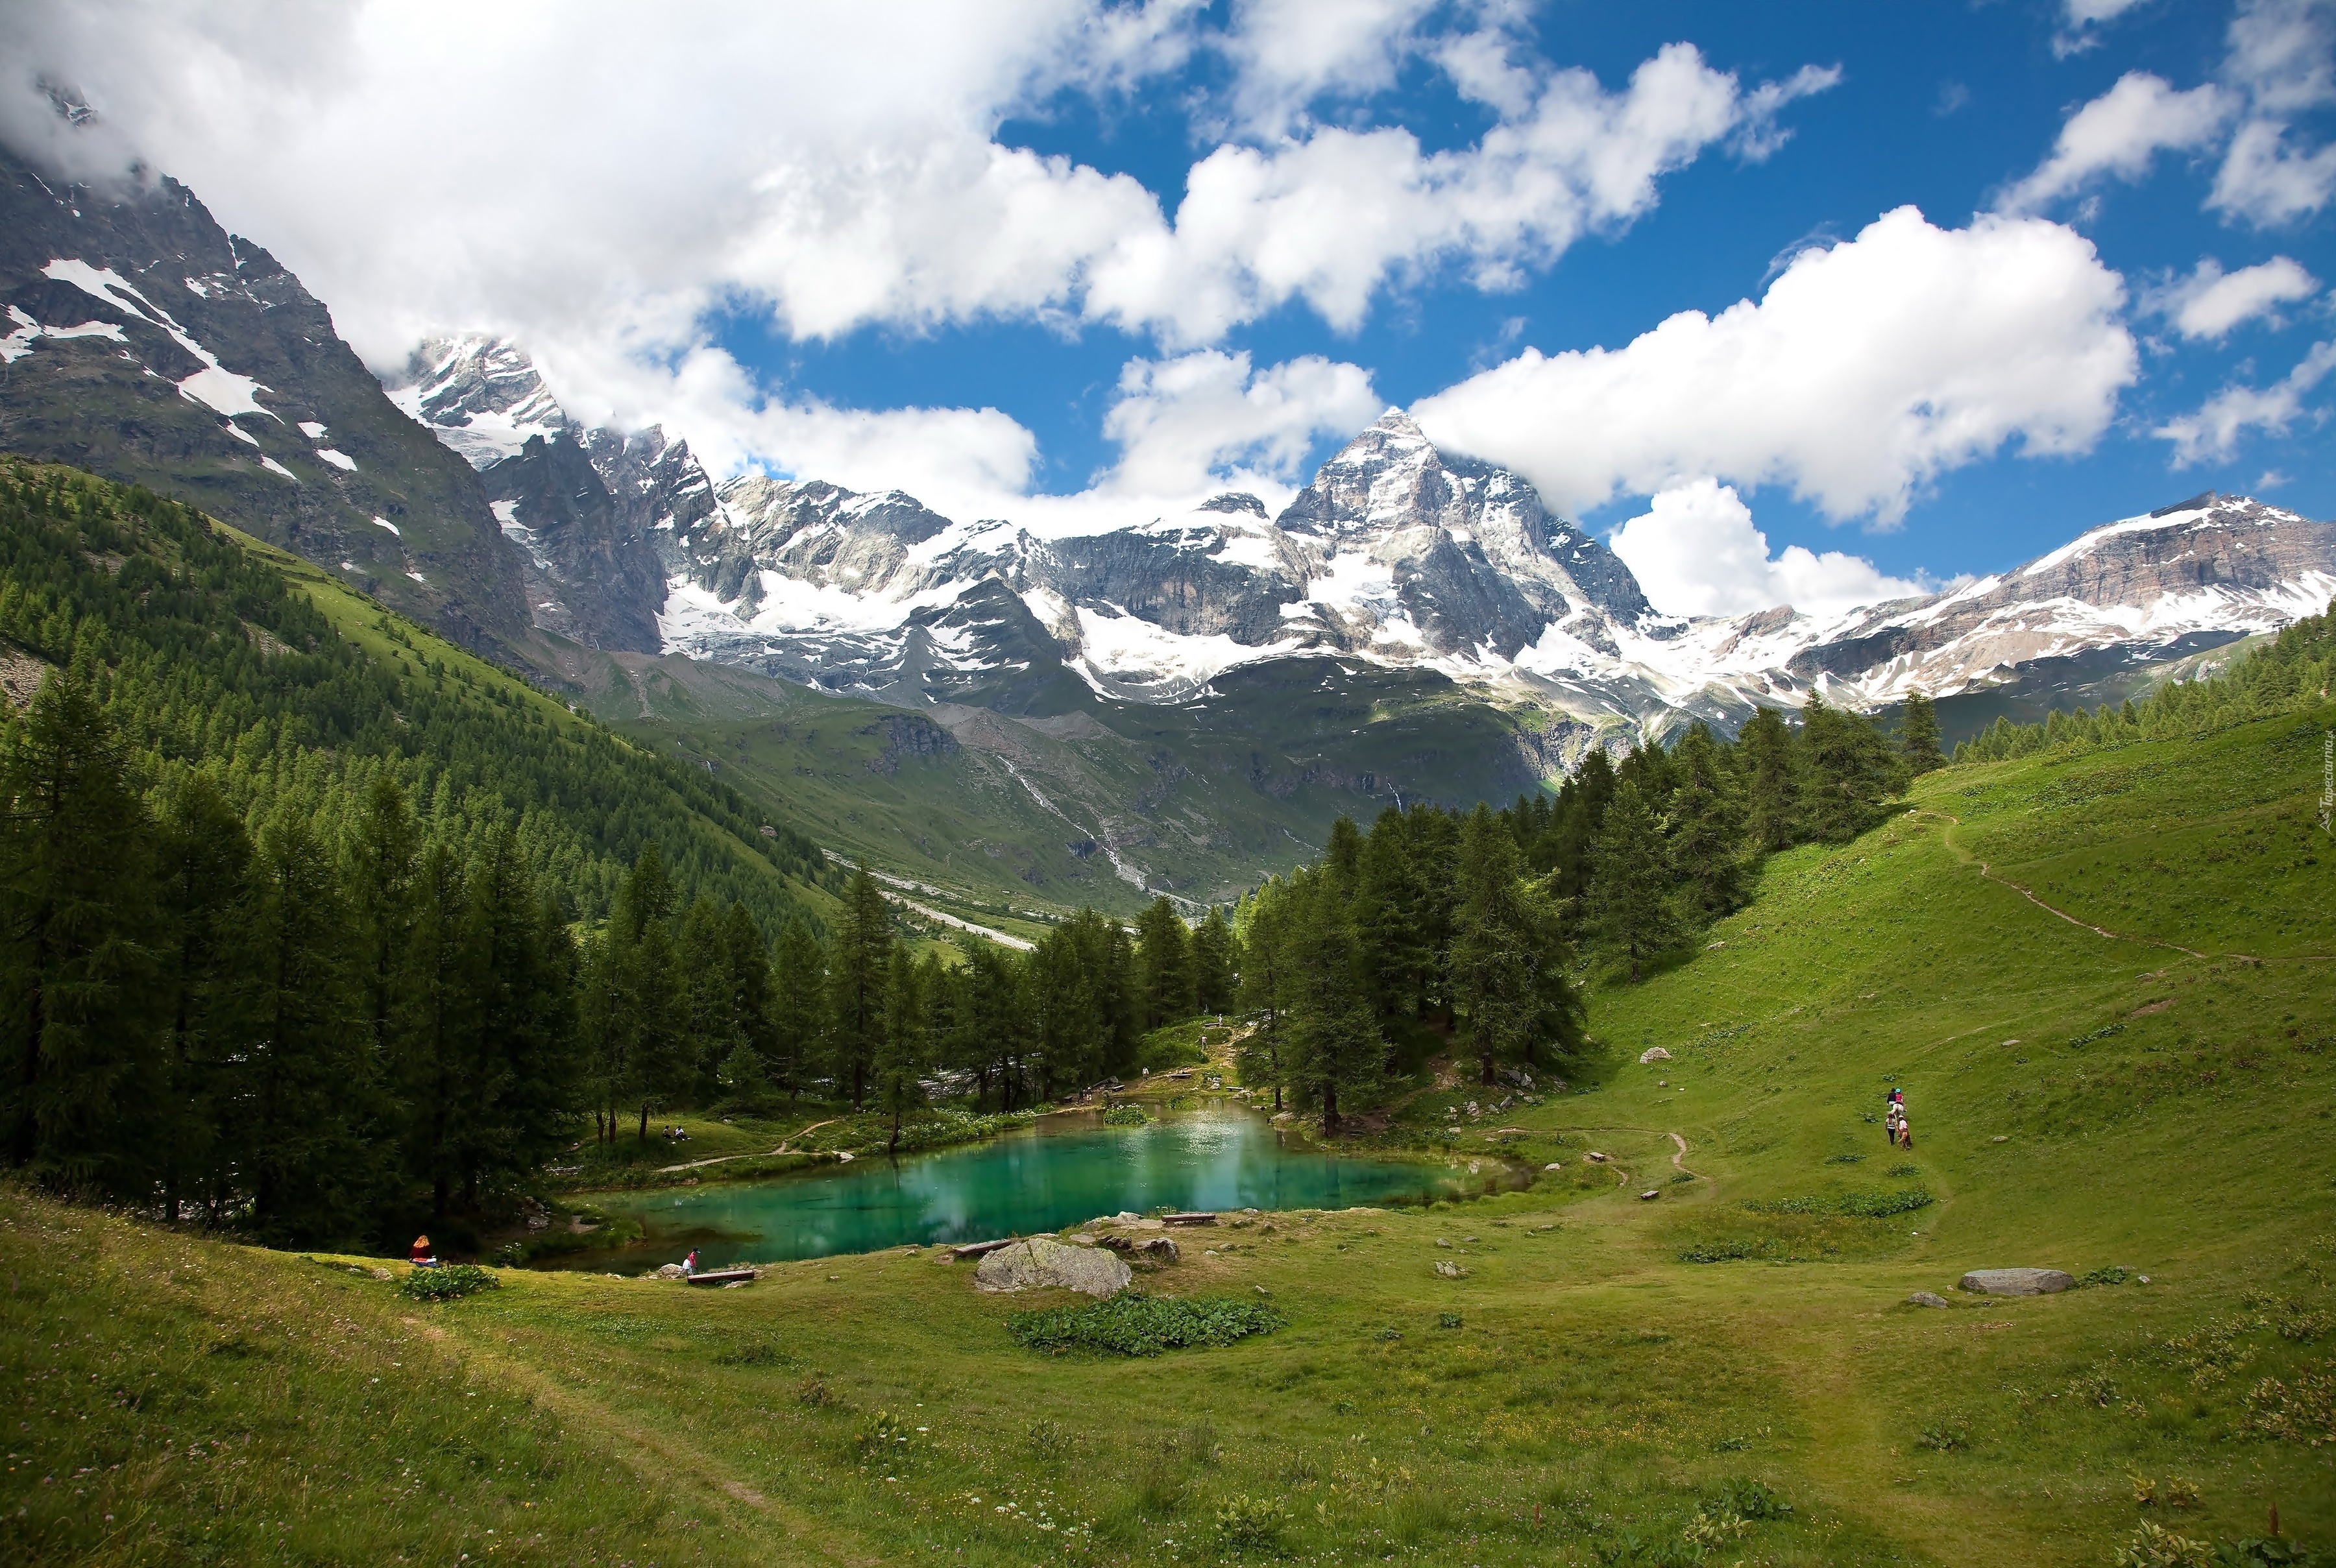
<box><xmin>1884</xmin><ymin>1091</ymin><xmax>1903</xmax><ymax>1146</ymax></box>
<box><xmin>1896</xmin><ymin>1101</ymin><xmax>1914</xmax><ymax>1150</ymax></box>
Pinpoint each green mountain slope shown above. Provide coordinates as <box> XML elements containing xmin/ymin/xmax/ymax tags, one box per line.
<box><xmin>565</xmin><ymin>645</ymin><xmax>1558</xmax><ymax>915</ymax></box>
<box><xmin>0</xmin><ymin>459</ymin><xmax>833</xmax><ymax>927</ymax></box>
<box><xmin>6</xmin><ymin>667</ymin><xmax>2330</xmax><ymax>1565</ymax></box>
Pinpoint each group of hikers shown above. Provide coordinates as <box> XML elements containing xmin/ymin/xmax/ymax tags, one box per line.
<box><xmin>1884</xmin><ymin>1089</ymin><xmax>1914</xmax><ymax>1149</ymax></box>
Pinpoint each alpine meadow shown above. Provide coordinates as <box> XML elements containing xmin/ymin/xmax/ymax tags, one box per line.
<box><xmin>3</xmin><ymin>4</ymin><xmax>2335</xmax><ymax>1567</ymax></box>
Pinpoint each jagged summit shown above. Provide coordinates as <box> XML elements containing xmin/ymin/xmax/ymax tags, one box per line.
<box><xmin>384</xmin><ymin>334</ymin><xmax>570</xmax><ymax>468</ymax></box>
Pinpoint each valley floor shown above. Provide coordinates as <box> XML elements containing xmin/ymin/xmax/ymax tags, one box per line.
<box><xmin>6</xmin><ymin>705</ymin><xmax>2335</xmax><ymax>1567</ymax></box>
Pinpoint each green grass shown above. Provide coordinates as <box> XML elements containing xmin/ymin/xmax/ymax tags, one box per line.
<box><xmin>6</xmin><ymin>701</ymin><xmax>2333</xmax><ymax>1565</ymax></box>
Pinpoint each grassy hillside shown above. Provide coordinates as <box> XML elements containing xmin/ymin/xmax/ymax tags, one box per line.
<box><xmin>5</xmin><ymin>684</ymin><xmax>2330</xmax><ymax>1565</ymax></box>
<box><xmin>0</xmin><ymin>460</ymin><xmax>836</xmax><ymax>928</ymax></box>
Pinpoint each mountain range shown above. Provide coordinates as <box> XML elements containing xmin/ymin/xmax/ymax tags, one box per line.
<box><xmin>391</xmin><ymin>326</ymin><xmax>2336</xmax><ymax>759</ymax></box>
<box><xmin>4</xmin><ymin>135</ymin><xmax>2333</xmax><ymax>904</ymax></box>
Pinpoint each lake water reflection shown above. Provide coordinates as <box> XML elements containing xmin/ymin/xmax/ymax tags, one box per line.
<box><xmin>559</xmin><ymin>1109</ymin><xmax>1485</xmax><ymax>1270</ymax></box>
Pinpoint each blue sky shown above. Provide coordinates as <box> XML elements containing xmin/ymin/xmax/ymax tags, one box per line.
<box><xmin>710</xmin><ymin>0</ymin><xmax>2329</xmax><ymax>601</ymax></box>
<box><xmin>9</xmin><ymin>0</ymin><xmax>2333</xmax><ymax>615</ymax></box>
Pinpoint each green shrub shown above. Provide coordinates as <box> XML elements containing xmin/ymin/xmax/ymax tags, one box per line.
<box><xmin>1006</xmin><ymin>1294</ymin><xmax>1286</xmax><ymax>1357</ymax></box>
<box><xmin>1101</xmin><ymin>1105</ymin><xmax>1152</xmax><ymax>1128</ymax></box>
<box><xmin>398</xmin><ymin>1264</ymin><xmax>498</xmax><ymax>1302</ymax></box>
<box><xmin>1213</xmin><ymin>1491</ymin><xmax>1288</xmax><ymax>1552</ymax></box>
<box><xmin>1705</xmin><ymin>1477</ymin><xmax>1792</xmax><ymax>1521</ymax></box>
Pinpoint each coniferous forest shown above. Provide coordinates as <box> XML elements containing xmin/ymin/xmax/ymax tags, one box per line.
<box><xmin>0</xmin><ymin>460</ymin><xmax>1969</xmax><ymax>1247</ymax></box>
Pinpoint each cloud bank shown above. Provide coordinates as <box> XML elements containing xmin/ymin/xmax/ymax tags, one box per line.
<box><xmin>1412</xmin><ymin>207</ymin><xmax>2137</xmax><ymax>524</ymax></box>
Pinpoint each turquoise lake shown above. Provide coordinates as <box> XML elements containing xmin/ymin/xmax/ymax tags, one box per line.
<box><xmin>559</xmin><ymin>1110</ymin><xmax>1498</xmax><ymax>1270</ymax></box>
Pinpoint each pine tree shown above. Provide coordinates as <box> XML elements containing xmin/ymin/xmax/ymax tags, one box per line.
<box><xmin>235</xmin><ymin>817</ymin><xmax>371</xmax><ymax>1242</ymax></box>
<box><xmin>768</xmin><ymin>917</ymin><xmax>823</xmax><ymax>1100</ymax></box>
<box><xmin>1665</xmin><ymin>724</ymin><xmax>1751</xmax><ymax>919</ymax></box>
<box><xmin>1448</xmin><ymin>806</ymin><xmax>1582</xmax><ymax>1085</ymax></box>
<box><xmin>460</xmin><ymin>828</ymin><xmax>575</xmax><ymax>1207</ymax></box>
<box><xmin>1354</xmin><ymin>808</ymin><xmax>1435</xmax><ymax>1020</ymax></box>
<box><xmin>345</xmin><ymin>775</ymin><xmax>419</xmax><ymax>1065</ymax></box>
<box><xmin>397</xmin><ymin>841</ymin><xmax>475</xmax><ymax>1213</ymax></box>
<box><xmin>0</xmin><ymin>666</ymin><xmax>165</xmax><ymax>1196</ymax></box>
<box><xmin>1898</xmin><ymin>689</ymin><xmax>1945</xmax><ymax>775</ymax></box>
<box><xmin>874</xmin><ymin>947</ymin><xmax>927</xmax><ymax>1154</ymax></box>
<box><xmin>1587</xmin><ymin>780</ymin><xmax>1684</xmax><ymax>982</ymax></box>
<box><xmin>1742</xmin><ymin>706</ymin><xmax>1801</xmax><ymax>852</ymax></box>
<box><xmin>1282</xmin><ymin>867</ymin><xmax>1380</xmax><ymax>1135</ymax></box>
<box><xmin>1190</xmin><ymin>906</ymin><xmax>1237</xmax><ymax>1015</ymax></box>
<box><xmin>722</xmin><ymin>902</ymin><xmax>779</xmax><ymax>1086</ymax></box>
<box><xmin>1234</xmin><ymin>881</ymin><xmax>1296</xmax><ymax>1113</ymax></box>
<box><xmin>1135</xmin><ymin>895</ymin><xmax>1196</xmax><ymax>1029</ymax></box>
<box><xmin>1801</xmin><ymin>693</ymin><xmax>1908</xmax><ymax>843</ymax></box>
<box><xmin>152</xmin><ymin>769</ymin><xmax>250</xmax><ymax>1220</ymax></box>
<box><xmin>675</xmin><ymin>895</ymin><xmax>740</xmax><ymax>1104</ymax></box>
<box><xmin>827</xmin><ymin>867</ymin><xmax>892</xmax><ymax>1109</ymax></box>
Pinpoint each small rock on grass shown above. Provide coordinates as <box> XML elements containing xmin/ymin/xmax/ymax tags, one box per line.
<box><xmin>1638</xmin><ymin>1189</ymin><xmax>1661</xmax><ymax>1201</ymax></box>
<box><xmin>1906</xmin><ymin>1291</ymin><xmax>1952</xmax><ymax>1309</ymax></box>
<box><xmin>1433</xmin><ymin>1260</ymin><xmax>1469</xmax><ymax>1279</ymax></box>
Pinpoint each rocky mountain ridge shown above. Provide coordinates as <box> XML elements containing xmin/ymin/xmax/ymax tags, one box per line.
<box><xmin>0</xmin><ymin>145</ymin><xmax>528</xmax><ymax>652</ymax></box>
<box><xmin>387</xmin><ymin>334</ymin><xmax>2336</xmax><ymax>764</ymax></box>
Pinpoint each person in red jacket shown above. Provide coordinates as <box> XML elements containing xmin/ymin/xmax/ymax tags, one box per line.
<box><xmin>409</xmin><ymin>1235</ymin><xmax>439</xmax><ymax>1269</ymax></box>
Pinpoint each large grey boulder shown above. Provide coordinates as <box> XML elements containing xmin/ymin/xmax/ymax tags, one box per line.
<box><xmin>1958</xmin><ymin>1268</ymin><xmax>2075</xmax><ymax>1297</ymax></box>
<box><xmin>974</xmin><ymin>1236</ymin><xmax>1132</xmax><ymax>1297</ymax></box>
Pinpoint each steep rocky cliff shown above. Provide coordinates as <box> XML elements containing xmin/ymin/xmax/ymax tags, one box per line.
<box><xmin>0</xmin><ymin>145</ymin><xmax>526</xmax><ymax>653</ymax></box>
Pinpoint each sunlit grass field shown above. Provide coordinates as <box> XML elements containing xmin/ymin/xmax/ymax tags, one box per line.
<box><xmin>6</xmin><ymin>700</ymin><xmax>2333</xmax><ymax>1566</ymax></box>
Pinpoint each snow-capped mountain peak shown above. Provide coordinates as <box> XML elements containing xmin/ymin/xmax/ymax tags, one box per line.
<box><xmin>385</xmin><ymin>333</ymin><xmax>570</xmax><ymax>468</ymax></box>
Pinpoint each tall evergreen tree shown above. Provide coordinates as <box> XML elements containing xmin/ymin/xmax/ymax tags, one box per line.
<box><xmin>874</xmin><ymin>947</ymin><xmax>928</xmax><ymax>1154</ymax></box>
<box><xmin>1586</xmin><ymin>780</ymin><xmax>1684</xmax><ymax>982</ymax></box>
<box><xmin>0</xmin><ymin>666</ymin><xmax>164</xmax><ymax>1197</ymax></box>
<box><xmin>1801</xmin><ymin>693</ymin><xmax>1908</xmax><ymax>843</ymax></box>
<box><xmin>459</xmin><ymin>828</ymin><xmax>576</xmax><ymax>1207</ymax></box>
<box><xmin>1190</xmin><ymin>905</ymin><xmax>1237</xmax><ymax>1016</ymax></box>
<box><xmin>1234</xmin><ymin>880</ymin><xmax>1297</xmax><ymax>1112</ymax></box>
<box><xmin>153</xmin><ymin>768</ymin><xmax>250</xmax><ymax>1220</ymax></box>
<box><xmin>1742</xmin><ymin>706</ymin><xmax>1801</xmax><ymax>853</ymax></box>
<box><xmin>1354</xmin><ymin>808</ymin><xmax>1436</xmax><ymax>1021</ymax></box>
<box><xmin>234</xmin><ymin>817</ymin><xmax>371</xmax><ymax>1242</ymax></box>
<box><xmin>1282</xmin><ymin>867</ymin><xmax>1381</xmax><ymax>1135</ymax></box>
<box><xmin>345</xmin><ymin>775</ymin><xmax>419</xmax><ymax>1067</ymax></box>
<box><xmin>1665</xmin><ymin>724</ymin><xmax>1751</xmax><ymax>920</ymax></box>
<box><xmin>675</xmin><ymin>895</ymin><xmax>741</xmax><ymax>1104</ymax></box>
<box><xmin>768</xmin><ymin>917</ymin><xmax>823</xmax><ymax>1100</ymax></box>
<box><xmin>827</xmin><ymin>867</ymin><xmax>893</xmax><ymax>1108</ymax></box>
<box><xmin>1135</xmin><ymin>895</ymin><xmax>1196</xmax><ymax>1029</ymax></box>
<box><xmin>1898</xmin><ymin>689</ymin><xmax>1946</xmax><ymax>775</ymax></box>
<box><xmin>398</xmin><ymin>841</ymin><xmax>475</xmax><ymax>1211</ymax></box>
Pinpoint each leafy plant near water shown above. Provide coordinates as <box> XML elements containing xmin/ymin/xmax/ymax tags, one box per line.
<box><xmin>398</xmin><ymin>1264</ymin><xmax>498</xmax><ymax>1302</ymax></box>
<box><xmin>1100</xmin><ymin>1105</ymin><xmax>1152</xmax><ymax>1127</ymax></box>
<box><xmin>1006</xmin><ymin>1294</ymin><xmax>1287</xmax><ymax>1357</ymax></box>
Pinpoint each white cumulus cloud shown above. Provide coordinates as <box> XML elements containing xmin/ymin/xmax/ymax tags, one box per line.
<box><xmin>2142</xmin><ymin>256</ymin><xmax>2320</xmax><ymax>339</ymax></box>
<box><xmin>1997</xmin><ymin>73</ymin><xmax>2231</xmax><ymax>213</ymax></box>
<box><xmin>1607</xmin><ymin>479</ymin><xmax>1930</xmax><ymax>618</ymax></box>
<box><xmin>1411</xmin><ymin>206</ymin><xmax>2137</xmax><ymax>525</ymax></box>
<box><xmin>2154</xmin><ymin>339</ymin><xmax>2336</xmax><ymax>465</ymax></box>
<box><xmin>1099</xmin><ymin>350</ymin><xmax>1380</xmax><ymax>496</ymax></box>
